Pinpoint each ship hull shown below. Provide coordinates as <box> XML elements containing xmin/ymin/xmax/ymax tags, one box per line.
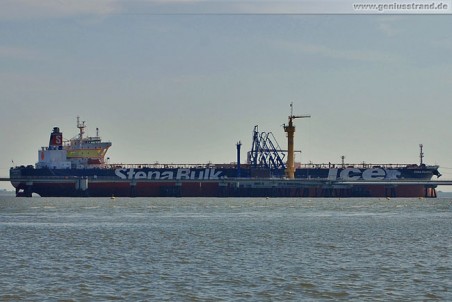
<box><xmin>14</xmin><ymin>181</ymin><xmax>437</xmax><ymax>198</ymax></box>
<box><xmin>11</xmin><ymin>165</ymin><xmax>439</xmax><ymax>198</ymax></box>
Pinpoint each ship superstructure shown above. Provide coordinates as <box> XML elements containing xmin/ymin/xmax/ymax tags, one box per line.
<box><xmin>36</xmin><ymin>117</ymin><xmax>111</xmax><ymax>170</ymax></box>
<box><xmin>10</xmin><ymin>111</ymin><xmax>442</xmax><ymax>198</ymax></box>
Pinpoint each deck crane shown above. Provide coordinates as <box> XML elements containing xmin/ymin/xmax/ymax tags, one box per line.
<box><xmin>284</xmin><ymin>103</ymin><xmax>310</xmax><ymax>179</ymax></box>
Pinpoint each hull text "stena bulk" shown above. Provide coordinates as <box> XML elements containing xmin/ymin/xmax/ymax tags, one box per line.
<box><xmin>115</xmin><ymin>168</ymin><xmax>224</xmax><ymax>180</ymax></box>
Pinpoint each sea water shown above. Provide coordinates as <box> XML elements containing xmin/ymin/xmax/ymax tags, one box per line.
<box><xmin>0</xmin><ymin>197</ymin><xmax>451</xmax><ymax>301</ymax></box>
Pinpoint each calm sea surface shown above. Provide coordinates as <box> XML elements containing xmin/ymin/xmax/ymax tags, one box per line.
<box><xmin>0</xmin><ymin>197</ymin><xmax>451</xmax><ymax>301</ymax></box>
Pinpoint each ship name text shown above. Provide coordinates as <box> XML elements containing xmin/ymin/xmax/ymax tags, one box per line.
<box><xmin>115</xmin><ymin>168</ymin><xmax>223</xmax><ymax>180</ymax></box>
<box><xmin>327</xmin><ymin>168</ymin><xmax>401</xmax><ymax>181</ymax></box>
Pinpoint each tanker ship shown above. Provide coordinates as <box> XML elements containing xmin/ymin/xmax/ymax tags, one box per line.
<box><xmin>10</xmin><ymin>112</ymin><xmax>441</xmax><ymax>198</ymax></box>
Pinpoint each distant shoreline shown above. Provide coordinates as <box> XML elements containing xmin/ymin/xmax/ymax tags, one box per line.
<box><xmin>0</xmin><ymin>190</ymin><xmax>15</xmax><ymax>196</ymax></box>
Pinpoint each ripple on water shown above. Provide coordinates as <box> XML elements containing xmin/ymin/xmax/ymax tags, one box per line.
<box><xmin>0</xmin><ymin>197</ymin><xmax>451</xmax><ymax>301</ymax></box>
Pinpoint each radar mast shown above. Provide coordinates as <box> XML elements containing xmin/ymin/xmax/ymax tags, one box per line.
<box><xmin>283</xmin><ymin>103</ymin><xmax>310</xmax><ymax>179</ymax></box>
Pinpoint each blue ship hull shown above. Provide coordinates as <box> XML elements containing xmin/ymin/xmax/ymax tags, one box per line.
<box><xmin>10</xmin><ymin>164</ymin><xmax>440</xmax><ymax>198</ymax></box>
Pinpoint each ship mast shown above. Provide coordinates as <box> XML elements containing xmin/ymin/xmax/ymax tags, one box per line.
<box><xmin>284</xmin><ymin>103</ymin><xmax>310</xmax><ymax>179</ymax></box>
<box><xmin>419</xmin><ymin>144</ymin><xmax>424</xmax><ymax>165</ymax></box>
<box><xmin>77</xmin><ymin>116</ymin><xmax>85</xmax><ymax>141</ymax></box>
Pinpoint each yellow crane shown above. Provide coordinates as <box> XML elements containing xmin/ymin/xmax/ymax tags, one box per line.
<box><xmin>284</xmin><ymin>103</ymin><xmax>310</xmax><ymax>179</ymax></box>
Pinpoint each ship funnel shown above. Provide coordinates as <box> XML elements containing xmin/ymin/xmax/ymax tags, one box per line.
<box><xmin>49</xmin><ymin>127</ymin><xmax>63</xmax><ymax>150</ymax></box>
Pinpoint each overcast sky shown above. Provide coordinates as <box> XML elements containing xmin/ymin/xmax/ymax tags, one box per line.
<box><xmin>1</xmin><ymin>1</ymin><xmax>452</xmax><ymax>190</ymax></box>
